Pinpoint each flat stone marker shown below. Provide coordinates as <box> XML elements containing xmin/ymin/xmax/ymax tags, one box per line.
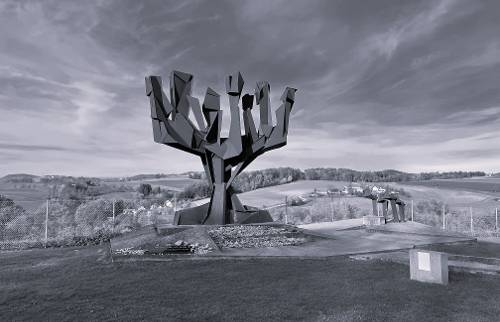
<box><xmin>410</xmin><ymin>249</ymin><xmax>448</xmax><ymax>285</ymax></box>
<box><xmin>363</xmin><ymin>216</ymin><xmax>386</xmax><ymax>226</ymax></box>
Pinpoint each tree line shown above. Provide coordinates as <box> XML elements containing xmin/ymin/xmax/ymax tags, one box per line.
<box><xmin>302</xmin><ymin>168</ymin><xmax>485</xmax><ymax>182</ymax></box>
<box><xmin>180</xmin><ymin>167</ymin><xmax>486</xmax><ymax>199</ymax></box>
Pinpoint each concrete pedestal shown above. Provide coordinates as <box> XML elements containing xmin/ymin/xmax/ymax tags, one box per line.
<box><xmin>363</xmin><ymin>216</ymin><xmax>386</xmax><ymax>226</ymax></box>
<box><xmin>410</xmin><ymin>249</ymin><xmax>448</xmax><ymax>285</ymax></box>
<box><xmin>174</xmin><ymin>202</ymin><xmax>273</xmax><ymax>225</ymax></box>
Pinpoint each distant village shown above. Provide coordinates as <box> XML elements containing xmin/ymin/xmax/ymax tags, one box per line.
<box><xmin>309</xmin><ymin>184</ymin><xmax>389</xmax><ymax>197</ymax></box>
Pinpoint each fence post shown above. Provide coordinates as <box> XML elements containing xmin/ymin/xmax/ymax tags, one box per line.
<box><xmin>470</xmin><ymin>207</ymin><xmax>473</xmax><ymax>235</ymax></box>
<box><xmin>411</xmin><ymin>200</ymin><xmax>414</xmax><ymax>222</ymax></box>
<box><xmin>442</xmin><ymin>204</ymin><xmax>446</xmax><ymax>230</ymax></box>
<box><xmin>44</xmin><ymin>199</ymin><xmax>49</xmax><ymax>248</ymax></box>
<box><xmin>331</xmin><ymin>199</ymin><xmax>335</xmax><ymax>222</ymax></box>
<box><xmin>112</xmin><ymin>200</ymin><xmax>116</xmax><ymax>234</ymax></box>
<box><xmin>284</xmin><ymin>196</ymin><xmax>288</xmax><ymax>225</ymax></box>
<box><xmin>495</xmin><ymin>208</ymin><xmax>498</xmax><ymax>233</ymax></box>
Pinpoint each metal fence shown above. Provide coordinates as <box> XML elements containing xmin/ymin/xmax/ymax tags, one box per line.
<box><xmin>0</xmin><ymin>198</ymin><xmax>177</xmax><ymax>249</ymax></box>
<box><xmin>265</xmin><ymin>195</ymin><xmax>500</xmax><ymax>237</ymax></box>
<box><xmin>1</xmin><ymin>195</ymin><xmax>499</xmax><ymax>249</ymax></box>
<box><xmin>421</xmin><ymin>205</ymin><xmax>499</xmax><ymax>237</ymax></box>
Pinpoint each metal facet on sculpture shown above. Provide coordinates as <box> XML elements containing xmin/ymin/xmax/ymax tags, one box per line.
<box><xmin>145</xmin><ymin>71</ymin><xmax>297</xmax><ymax>225</ymax></box>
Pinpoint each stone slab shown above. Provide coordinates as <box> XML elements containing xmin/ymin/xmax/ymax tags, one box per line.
<box><xmin>174</xmin><ymin>202</ymin><xmax>273</xmax><ymax>225</ymax></box>
<box><xmin>298</xmin><ymin>219</ymin><xmax>364</xmax><ymax>232</ymax></box>
<box><xmin>363</xmin><ymin>216</ymin><xmax>386</xmax><ymax>226</ymax></box>
<box><xmin>410</xmin><ymin>249</ymin><xmax>448</xmax><ymax>284</ymax></box>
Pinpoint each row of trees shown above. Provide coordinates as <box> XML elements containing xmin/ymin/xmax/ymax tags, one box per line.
<box><xmin>232</xmin><ymin>167</ymin><xmax>304</xmax><ymax>192</ymax></box>
<box><xmin>187</xmin><ymin>168</ymin><xmax>486</xmax><ymax>187</ymax></box>
<box><xmin>175</xmin><ymin>167</ymin><xmax>486</xmax><ymax>200</ymax></box>
<box><xmin>176</xmin><ymin>167</ymin><xmax>305</xmax><ymax>200</ymax></box>
<box><xmin>302</xmin><ymin>168</ymin><xmax>485</xmax><ymax>182</ymax></box>
<box><xmin>418</xmin><ymin>171</ymin><xmax>486</xmax><ymax>180</ymax></box>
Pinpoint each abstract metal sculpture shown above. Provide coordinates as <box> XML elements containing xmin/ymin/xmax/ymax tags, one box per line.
<box><xmin>145</xmin><ymin>71</ymin><xmax>297</xmax><ymax>225</ymax></box>
<box><xmin>364</xmin><ymin>191</ymin><xmax>406</xmax><ymax>222</ymax></box>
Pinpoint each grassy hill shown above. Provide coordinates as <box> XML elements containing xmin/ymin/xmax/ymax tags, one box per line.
<box><xmin>0</xmin><ymin>173</ymin><xmax>199</xmax><ymax>209</ymax></box>
<box><xmin>406</xmin><ymin>177</ymin><xmax>500</xmax><ymax>195</ymax></box>
<box><xmin>235</xmin><ymin>178</ymin><xmax>500</xmax><ymax>229</ymax></box>
<box><xmin>238</xmin><ymin>178</ymin><xmax>500</xmax><ymax>208</ymax></box>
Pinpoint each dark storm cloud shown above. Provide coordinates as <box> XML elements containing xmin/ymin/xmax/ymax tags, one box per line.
<box><xmin>0</xmin><ymin>0</ymin><xmax>499</xmax><ymax>176</ymax></box>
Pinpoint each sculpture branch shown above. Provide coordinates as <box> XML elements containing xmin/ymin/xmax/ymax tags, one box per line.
<box><xmin>145</xmin><ymin>74</ymin><xmax>204</xmax><ymax>156</ymax></box>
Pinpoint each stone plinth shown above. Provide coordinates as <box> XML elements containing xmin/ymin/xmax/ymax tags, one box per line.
<box><xmin>410</xmin><ymin>249</ymin><xmax>448</xmax><ymax>285</ymax></box>
<box><xmin>363</xmin><ymin>216</ymin><xmax>386</xmax><ymax>226</ymax></box>
<box><xmin>174</xmin><ymin>202</ymin><xmax>273</xmax><ymax>225</ymax></box>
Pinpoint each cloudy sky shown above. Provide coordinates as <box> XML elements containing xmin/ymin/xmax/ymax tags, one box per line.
<box><xmin>1</xmin><ymin>0</ymin><xmax>499</xmax><ymax>177</ymax></box>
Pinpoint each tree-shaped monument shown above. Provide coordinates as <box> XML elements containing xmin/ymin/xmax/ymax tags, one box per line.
<box><xmin>145</xmin><ymin>71</ymin><xmax>296</xmax><ymax>225</ymax></box>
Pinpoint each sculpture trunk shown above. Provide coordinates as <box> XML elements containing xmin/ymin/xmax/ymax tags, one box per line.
<box><xmin>203</xmin><ymin>156</ymin><xmax>233</xmax><ymax>225</ymax></box>
<box><xmin>205</xmin><ymin>183</ymin><xmax>229</xmax><ymax>224</ymax></box>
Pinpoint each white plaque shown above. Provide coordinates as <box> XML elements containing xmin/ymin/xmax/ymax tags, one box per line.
<box><xmin>418</xmin><ymin>252</ymin><xmax>431</xmax><ymax>271</ymax></box>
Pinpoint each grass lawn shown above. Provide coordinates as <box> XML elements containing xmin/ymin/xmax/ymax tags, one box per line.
<box><xmin>1</xmin><ymin>246</ymin><xmax>500</xmax><ymax>321</ymax></box>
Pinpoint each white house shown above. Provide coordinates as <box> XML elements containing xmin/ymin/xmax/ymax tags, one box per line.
<box><xmin>372</xmin><ymin>186</ymin><xmax>386</xmax><ymax>194</ymax></box>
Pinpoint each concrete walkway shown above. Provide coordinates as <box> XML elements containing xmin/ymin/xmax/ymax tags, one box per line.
<box><xmin>298</xmin><ymin>219</ymin><xmax>364</xmax><ymax>232</ymax></box>
<box><xmin>367</xmin><ymin>221</ymin><xmax>471</xmax><ymax>238</ymax></box>
<box><xmin>478</xmin><ymin>237</ymin><xmax>500</xmax><ymax>244</ymax></box>
<box><xmin>111</xmin><ymin>221</ymin><xmax>476</xmax><ymax>261</ymax></box>
<box><xmin>218</xmin><ymin>228</ymin><xmax>474</xmax><ymax>258</ymax></box>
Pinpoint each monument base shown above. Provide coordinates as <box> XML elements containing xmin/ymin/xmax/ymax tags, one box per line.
<box><xmin>363</xmin><ymin>215</ymin><xmax>386</xmax><ymax>226</ymax></box>
<box><xmin>173</xmin><ymin>202</ymin><xmax>273</xmax><ymax>225</ymax></box>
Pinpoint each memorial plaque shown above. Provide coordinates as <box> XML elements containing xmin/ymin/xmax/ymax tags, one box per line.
<box><xmin>417</xmin><ymin>252</ymin><xmax>431</xmax><ymax>271</ymax></box>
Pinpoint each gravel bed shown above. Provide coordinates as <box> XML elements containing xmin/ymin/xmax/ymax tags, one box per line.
<box><xmin>208</xmin><ymin>225</ymin><xmax>307</xmax><ymax>248</ymax></box>
<box><xmin>114</xmin><ymin>241</ymin><xmax>214</xmax><ymax>256</ymax></box>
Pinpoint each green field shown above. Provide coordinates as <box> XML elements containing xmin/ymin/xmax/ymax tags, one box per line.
<box><xmin>1</xmin><ymin>245</ymin><xmax>500</xmax><ymax>321</ymax></box>
<box><xmin>235</xmin><ymin>178</ymin><xmax>500</xmax><ymax>229</ymax></box>
<box><xmin>237</xmin><ymin>178</ymin><xmax>500</xmax><ymax>208</ymax></box>
<box><xmin>2</xmin><ymin>176</ymin><xmax>499</xmax><ymax>232</ymax></box>
<box><xmin>0</xmin><ymin>175</ymin><xmax>200</xmax><ymax>208</ymax></box>
<box><xmin>106</xmin><ymin>176</ymin><xmax>202</xmax><ymax>191</ymax></box>
<box><xmin>0</xmin><ymin>184</ymin><xmax>50</xmax><ymax>210</ymax></box>
<box><xmin>409</xmin><ymin>177</ymin><xmax>500</xmax><ymax>193</ymax></box>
